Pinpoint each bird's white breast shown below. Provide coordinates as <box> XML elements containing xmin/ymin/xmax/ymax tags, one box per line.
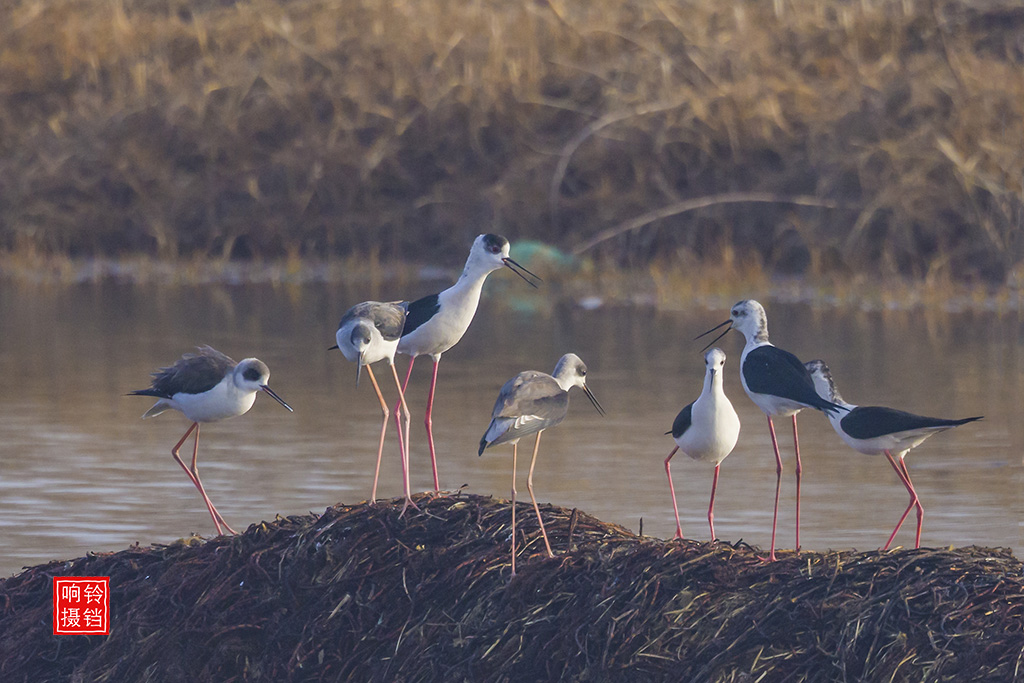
<box><xmin>170</xmin><ymin>377</ymin><xmax>257</xmax><ymax>423</ymax></box>
<box><xmin>675</xmin><ymin>391</ymin><xmax>740</xmax><ymax>464</ymax></box>
<box><xmin>398</xmin><ymin>279</ymin><xmax>486</xmax><ymax>358</ymax></box>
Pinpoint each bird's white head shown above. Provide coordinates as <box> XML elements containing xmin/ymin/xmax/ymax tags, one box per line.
<box><xmin>697</xmin><ymin>299</ymin><xmax>769</xmax><ymax>350</ymax></box>
<box><xmin>704</xmin><ymin>347</ymin><xmax>728</xmax><ymax>375</ymax></box>
<box><xmin>464</xmin><ymin>234</ymin><xmax>541</xmax><ymax>287</ymax></box>
<box><xmin>728</xmin><ymin>300</ymin><xmax>769</xmax><ymax>343</ymax></box>
<box><xmin>234</xmin><ymin>358</ymin><xmax>271</xmax><ymax>391</ymax></box>
<box><xmin>348</xmin><ymin>321</ymin><xmax>376</xmax><ymax>385</ymax></box>
<box><xmin>348</xmin><ymin>321</ymin><xmax>374</xmax><ymax>358</ymax></box>
<box><xmin>804</xmin><ymin>359</ymin><xmax>846</xmax><ymax>405</ymax></box>
<box><xmin>235</xmin><ymin>358</ymin><xmax>293</xmax><ymax>411</ymax></box>
<box><xmin>552</xmin><ymin>353</ymin><xmax>605</xmax><ymax>415</ymax></box>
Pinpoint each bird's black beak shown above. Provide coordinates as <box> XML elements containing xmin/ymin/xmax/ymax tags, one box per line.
<box><xmin>327</xmin><ymin>344</ymin><xmax>339</xmax><ymax>351</ymax></box>
<box><xmin>583</xmin><ymin>383</ymin><xmax>606</xmax><ymax>416</ymax></box>
<box><xmin>355</xmin><ymin>353</ymin><xmax>364</xmax><ymax>388</ymax></box>
<box><xmin>696</xmin><ymin>319</ymin><xmax>732</xmax><ymax>352</ymax></box>
<box><xmin>502</xmin><ymin>257</ymin><xmax>542</xmax><ymax>288</ymax></box>
<box><xmin>261</xmin><ymin>385</ymin><xmax>294</xmax><ymax>412</ymax></box>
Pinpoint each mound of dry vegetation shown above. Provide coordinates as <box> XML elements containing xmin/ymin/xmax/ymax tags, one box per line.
<box><xmin>1</xmin><ymin>494</ymin><xmax>1022</xmax><ymax>681</ymax></box>
<box><xmin>1</xmin><ymin>0</ymin><xmax>1022</xmax><ymax>283</ymax></box>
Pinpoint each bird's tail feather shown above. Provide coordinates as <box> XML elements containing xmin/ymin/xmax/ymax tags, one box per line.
<box><xmin>127</xmin><ymin>389</ymin><xmax>164</xmax><ymax>399</ymax></box>
<box><xmin>141</xmin><ymin>400</ymin><xmax>171</xmax><ymax>419</ymax></box>
<box><xmin>818</xmin><ymin>398</ymin><xmax>849</xmax><ymax>416</ymax></box>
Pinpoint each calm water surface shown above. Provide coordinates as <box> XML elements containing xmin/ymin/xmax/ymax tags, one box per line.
<box><xmin>0</xmin><ymin>281</ymin><xmax>1021</xmax><ymax>577</ymax></box>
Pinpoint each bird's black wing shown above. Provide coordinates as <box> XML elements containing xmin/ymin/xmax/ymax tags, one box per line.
<box><xmin>402</xmin><ymin>293</ymin><xmax>440</xmax><ymax>336</ymax></box>
<box><xmin>841</xmin><ymin>406</ymin><xmax>982</xmax><ymax>440</ymax></box>
<box><xmin>744</xmin><ymin>345</ymin><xmax>841</xmax><ymax>414</ymax></box>
<box><xmin>141</xmin><ymin>346</ymin><xmax>236</xmax><ymax>398</ymax></box>
<box><xmin>668</xmin><ymin>402</ymin><xmax>694</xmax><ymax>438</ymax></box>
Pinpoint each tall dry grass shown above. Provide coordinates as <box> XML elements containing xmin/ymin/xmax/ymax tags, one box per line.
<box><xmin>0</xmin><ymin>0</ymin><xmax>1021</xmax><ymax>282</ymax></box>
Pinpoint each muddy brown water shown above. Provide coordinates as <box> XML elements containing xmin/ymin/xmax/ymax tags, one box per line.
<box><xmin>0</xmin><ymin>280</ymin><xmax>1020</xmax><ymax>577</ymax></box>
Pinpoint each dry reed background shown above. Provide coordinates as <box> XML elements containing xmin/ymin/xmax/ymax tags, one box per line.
<box><xmin>1</xmin><ymin>0</ymin><xmax>1022</xmax><ymax>284</ymax></box>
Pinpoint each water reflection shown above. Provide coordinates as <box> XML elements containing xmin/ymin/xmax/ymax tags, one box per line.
<box><xmin>0</xmin><ymin>282</ymin><xmax>1021</xmax><ymax>577</ymax></box>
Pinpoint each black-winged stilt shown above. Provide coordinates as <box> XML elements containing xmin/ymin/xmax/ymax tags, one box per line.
<box><xmin>129</xmin><ymin>346</ymin><xmax>293</xmax><ymax>535</ymax></box>
<box><xmin>698</xmin><ymin>299</ymin><xmax>841</xmax><ymax>560</ymax></box>
<box><xmin>330</xmin><ymin>301</ymin><xmax>415</xmax><ymax>511</ymax></box>
<box><xmin>664</xmin><ymin>348</ymin><xmax>741</xmax><ymax>542</ymax></box>
<box><xmin>805</xmin><ymin>359</ymin><xmax>983</xmax><ymax>550</ymax></box>
<box><xmin>478</xmin><ymin>353</ymin><xmax>604</xmax><ymax>577</ymax></box>
<box><xmin>397</xmin><ymin>233</ymin><xmax>540</xmax><ymax>492</ymax></box>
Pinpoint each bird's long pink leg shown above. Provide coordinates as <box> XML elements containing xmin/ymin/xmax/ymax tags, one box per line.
<box><xmin>390</xmin><ymin>362</ymin><xmax>419</xmax><ymax>516</ymax></box>
<box><xmin>792</xmin><ymin>414</ymin><xmax>802</xmax><ymax>552</ymax></box>
<box><xmin>898</xmin><ymin>456</ymin><xmax>924</xmax><ymax>549</ymax></box>
<box><xmin>189</xmin><ymin>424</ymin><xmax>237</xmax><ymax>534</ymax></box>
<box><xmin>526</xmin><ymin>431</ymin><xmax>554</xmax><ymax>558</ymax></box>
<box><xmin>393</xmin><ymin>357</ymin><xmax>415</xmax><ymax>476</ymax></box>
<box><xmin>170</xmin><ymin>423</ymin><xmax>235</xmax><ymax>535</ymax></box>
<box><xmin>187</xmin><ymin>424</ymin><xmax>237</xmax><ymax>535</ymax></box>
<box><xmin>762</xmin><ymin>415</ymin><xmax>783</xmax><ymax>562</ymax></box>
<box><xmin>170</xmin><ymin>423</ymin><xmax>220</xmax><ymax>534</ymax></box>
<box><xmin>883</xmin><ymin>450</ymin><xmax>922</xmax><ymax>550</ymax></box>
<box><xmin>664</xmin><ymin>446</ymin><xmax>684</xmax><ymax>540</ymax></box>
<box><xmin>708</xmin><ymin>463</ymin><xmax>721</xmax><ymax>541</ymax></box>
<box><xmin>364</xmin><ymin>364</ymin><xmax>388</xmax><ymax>503</ymax></box>
<box><xmin>424</xmin><ymin>357</ymin><xmax>441</xmax><ymax>492</ymax></box>
<box><xmin>510</xmin><ymin>442</ymin><xmax>518</xmax><ymax>578</ymax></box>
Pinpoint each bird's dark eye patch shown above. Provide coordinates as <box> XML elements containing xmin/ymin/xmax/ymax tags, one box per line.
<box><xmin>243</xmin><ymin>367</ymin><xmax>261</xmax><ymax>382</ymax></box>
<box><xmin>579</xmin><ymin>368</ymin><xmax>587</xmax><ymax>376</ymax></box>
<box><xmin>482</xmin><ymin>233</ymin><xmax>507</xmax><ymax>254</ymax></box>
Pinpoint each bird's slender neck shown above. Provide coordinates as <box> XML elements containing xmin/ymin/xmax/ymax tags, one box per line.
<box><xmin>443</xmin><ymin>256</ymin><xmax>497</xmax><ymax>305</ymax></box>
<box><xmin>704</xmin><ymin>367</ymin><xmax>724</xmax><ymax>399</ymax></box>
<box><xmin>741</xmin><ymin>333</ymin><xmax>772</xmax><ymax>353</ymax></box>
<box><xmin>811</xmin><ymin>371</ymin><xmax>855</xmax><ymax>410</ymax></box>
<box><xmin>745</xmin><ymin>316</ymin><xmax>770</xmax><ymax>345</ymax></box>
<box><xmin>551</xmin><ymin>360</ymin><xmax>579</xmax><ymax>392</ymax></box>
<box><xmin>457</xmin><ymin>252</ymin><xmax>499</xmax><ymax>286</ymax></box>
<box><xmin>553</xmin><ymin>375</ymin><xmax>575</xmax><ymax>392</ymax></box>
<box><xmin>440</xmin><ymin>272</ymin><xmax>486</xmax><ymax>315</ymax></box>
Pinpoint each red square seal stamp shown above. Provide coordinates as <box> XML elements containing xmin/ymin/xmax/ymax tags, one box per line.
<box><xmin>53</xmin><ymin>577</ymin><xmax>110</xmax><ymax>635</ymax></box>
